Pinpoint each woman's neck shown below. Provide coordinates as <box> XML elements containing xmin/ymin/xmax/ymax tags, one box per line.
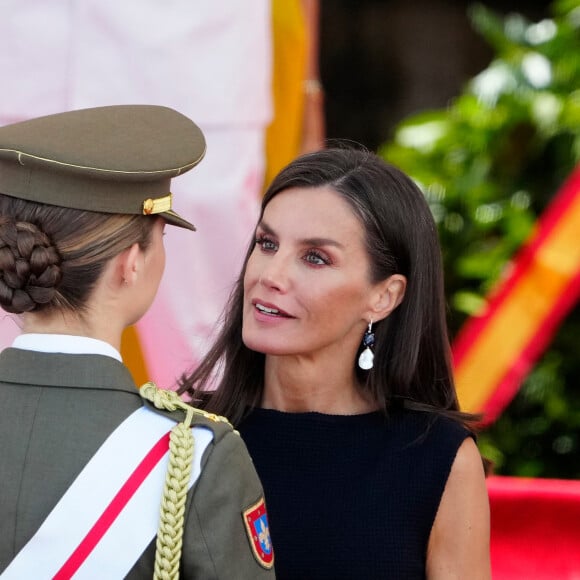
<box><xmin>20</xmin><ymin>251</ymin><xmax>138</xmax><ymax>353</ymax></box>
<box><xmin>261</xmin><ymin>355</ymin><xmax>378</xmax><ymax>415</ymax></box>
<box><xmin>21</xmin><ymin>310</ymin><xmax>124</xmax><ymax>352</ymax></box>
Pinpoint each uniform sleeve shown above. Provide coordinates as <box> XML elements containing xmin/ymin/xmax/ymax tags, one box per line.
<box><xmin>180</xmin><ymin>429</ymin><xmax>276</xmax><ymax>579</ymax></box>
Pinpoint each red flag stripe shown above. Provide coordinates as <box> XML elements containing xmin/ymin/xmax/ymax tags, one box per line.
<box><xmin>453</xmin><ymin>165</ymin><xmax>580</xmax><ymax>366</ymax></box>
<box><xmin>481</xmin><ymin>267</ymin><xmax>580</xmax><ymax>423</ymax></box>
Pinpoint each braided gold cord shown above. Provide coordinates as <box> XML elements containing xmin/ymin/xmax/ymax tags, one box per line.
<box><xmin>139</xmin><ymin>383</ymin><xmax>195</xmax><ymax>580</ymax></box>
<box><xmin>139</xmin><ymin>382</ymin><xmax>236</xmax><ymax>579</ymax></box>
<box><xmin>154</xmin><ymin>422</ymin><xmax>193</xmax><ymax>580</ymax></box>
<box><xmin>140</xmin><ymin>381</ymin><xmax>233</xmax><ymax>427</ymax></box>
<box><xmin>140</xmin><ymin>382</ymin><xmax>185</xmax><ymax>413</ymax></box>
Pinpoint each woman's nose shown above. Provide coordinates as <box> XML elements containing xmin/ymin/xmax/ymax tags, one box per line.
<box><xmin>258</xmin><ymin>254</ymin><xmax>290</xmax><ymax>292</ymax></box>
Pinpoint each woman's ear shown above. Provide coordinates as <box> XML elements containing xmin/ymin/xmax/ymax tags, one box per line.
<box><xmin>117</xmin><ymin>242</ymin><xmax>142</xmax><ymax>288</ymax></box>
<box><xmin>368</xmin><ymin>274</ymin><xmax>407</xmax><ymax>322</ymax></box>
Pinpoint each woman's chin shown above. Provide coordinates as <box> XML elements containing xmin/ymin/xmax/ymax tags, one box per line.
<box><xmin>242</xmin><ymin>334</ymin><xmax>288</xmax><ymax>357</ymax></box>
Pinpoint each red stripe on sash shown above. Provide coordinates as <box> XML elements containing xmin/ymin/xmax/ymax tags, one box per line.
<box><xmin>53</xmin><ymin>432</ymin><xmax>170</xmax><ymax>579</ymax></box>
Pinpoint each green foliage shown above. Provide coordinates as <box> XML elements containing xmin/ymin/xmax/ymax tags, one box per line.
<box><xmin>380</xmin><ymin>0</ymin><xmax>580</xmax><ymax>478</ymax></box>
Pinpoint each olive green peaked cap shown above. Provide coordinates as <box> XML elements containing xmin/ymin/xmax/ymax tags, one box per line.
<box><xmin>0</xmin><ymin>104</ymin><xmax>206</xmax><ymax>230</ymax></box>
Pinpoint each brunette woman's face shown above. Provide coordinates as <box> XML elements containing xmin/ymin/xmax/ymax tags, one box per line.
<box><xmin>242</xmin><ymin>186</ymin><xmax>381</xmax><ymax>360</ymax></box>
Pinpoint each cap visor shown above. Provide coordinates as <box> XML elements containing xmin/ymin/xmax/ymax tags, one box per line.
<box><xmin>161</xmin><ymin>209</ymin><xmax>196</xmax><ymax>231</ymax></box>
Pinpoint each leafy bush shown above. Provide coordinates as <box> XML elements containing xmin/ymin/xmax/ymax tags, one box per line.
<box><xmin>380</xmin><ymin>0</ymin><xmax>580</xmax><ymax>478</ymax></box>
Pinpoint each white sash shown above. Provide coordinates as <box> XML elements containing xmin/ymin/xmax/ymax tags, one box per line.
<box><xmin>2</xmin><ymin>406</ymin><xmax>213</xmax><ymax>579</ymax></box>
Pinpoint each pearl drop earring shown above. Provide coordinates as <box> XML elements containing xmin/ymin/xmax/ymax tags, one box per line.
<box><xmin>358</xmin><ymin>320</ymin><xmax>375</xmax><ymax>370</ymax></box>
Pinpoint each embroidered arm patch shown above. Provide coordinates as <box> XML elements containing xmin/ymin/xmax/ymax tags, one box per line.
<box><xmin>242</xmin><ymin>497</ymin><xmax>274</xmax><ymax>569</ymax></box>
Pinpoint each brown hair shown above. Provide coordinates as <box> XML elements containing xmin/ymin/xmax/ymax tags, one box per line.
<box><xmin>179</xmin><ymin>148</ymin><xmax>476</xmax><ymax>427</ymax></box>
<box><xmin>0</xmin><ymin>193</ymin><xmax>155</xmax><ymax>315</ymax></box>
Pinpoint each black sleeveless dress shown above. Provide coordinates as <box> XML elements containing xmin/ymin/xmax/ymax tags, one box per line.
<box><xmin>238</xmin><ymin>407</ymin><xmax>470</xmax><ymax>580</ymax></box>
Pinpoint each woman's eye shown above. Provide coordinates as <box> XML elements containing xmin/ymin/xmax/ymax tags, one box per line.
<box><xmin>255</xmin><ymin>236</ymin><xmax>277</xmax><ymax>252</ymax></box>
<box><xmin>304</xmin><ymin>251</ymin><xmax>330</xmax><ymax>266</ymax></box>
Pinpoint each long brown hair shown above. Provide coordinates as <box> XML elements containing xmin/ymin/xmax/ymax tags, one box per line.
<box><xmin>179</xmin><ymin>148</ymin><xmax>476</xmax><ymax>428</ymax></box>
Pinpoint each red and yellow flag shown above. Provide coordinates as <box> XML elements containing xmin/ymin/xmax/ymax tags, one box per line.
<box><xmin>453</xmin><ymin>165</ymin><xmax>580</xmax><ymax>423</ymax></box>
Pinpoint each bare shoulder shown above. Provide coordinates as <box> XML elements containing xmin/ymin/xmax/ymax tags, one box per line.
<box><xmin>445</xmin><ymin>437</ymin><xmax>486</xmax><ymax>487</ymax></box>
<box><xmin>427</xmin><ymin>437</ymin><xmax>491</xmax><ymax>580</ymax></box>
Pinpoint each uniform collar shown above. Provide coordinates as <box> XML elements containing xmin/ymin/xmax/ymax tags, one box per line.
<box><xmin>12</xmin><ymin>333</ymin><xmax>122</xmax><ymax>362</ymax></box>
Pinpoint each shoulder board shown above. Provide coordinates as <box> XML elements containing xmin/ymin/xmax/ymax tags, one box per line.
<box><xmin>188</xmin><ymin>404</ymin><xmax>234</xmax><ymax>428</ymax></box>
<box><xmin>139</xmin><ymin>382</ymin><xmax>236</xmax><ymax>434</ymax></box>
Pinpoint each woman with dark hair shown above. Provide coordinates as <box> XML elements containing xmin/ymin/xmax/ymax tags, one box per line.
<box><xmin>0</xmin><ymin>105</ymin><xmax>275</xmax><ymax>579</ymax></box>
<box><xmin>181</xmin><ymin>147</ymin><xmax>490</xmax><ymax>579</ymax></box>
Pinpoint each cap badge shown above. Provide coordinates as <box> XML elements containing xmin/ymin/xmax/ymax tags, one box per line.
<box><xmin>142</xmin><ymin>194</ymin><xmax>172</xmax><ymax>215</ymax></box>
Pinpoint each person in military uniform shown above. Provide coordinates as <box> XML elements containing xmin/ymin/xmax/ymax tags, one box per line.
<box><xmin>0</xmin><ymin>105</ymin><xmax>275</xmax><ymax>579</ymax></box>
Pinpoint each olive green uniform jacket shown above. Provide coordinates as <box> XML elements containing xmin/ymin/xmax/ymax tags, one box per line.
<box><xmin>0</xmin><ymin>348</ymin><xmax>275</xmax><ymax>579</ymax></box>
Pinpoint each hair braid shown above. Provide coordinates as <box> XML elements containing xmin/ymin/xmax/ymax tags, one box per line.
<box><xmin>0</xmin><ymin>217</ymin><xmax>62</xmax><ymax>313</ymax></box>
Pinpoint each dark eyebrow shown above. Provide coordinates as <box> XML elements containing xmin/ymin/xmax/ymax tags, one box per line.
<box><xmin>256</xmin><ymin>221</ymin><xmax>275</xmax><ymax>236</ymax></box>
<box><xmin>257</xmin><ymin>220</ymin><xmax>345</xmax><ymax>249</ymax></box>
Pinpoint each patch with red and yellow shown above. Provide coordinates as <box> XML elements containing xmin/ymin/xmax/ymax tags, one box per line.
<box><xmin>243</xmin><ymin>497</ymin><xmax>274</xmax><ymax>569</ymax></box>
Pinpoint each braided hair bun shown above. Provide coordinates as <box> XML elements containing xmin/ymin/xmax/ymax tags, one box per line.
<box><xmin>0</xmin><ymin>217</ymin><xmax>62</xmax><ymax>313</ymax></box>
